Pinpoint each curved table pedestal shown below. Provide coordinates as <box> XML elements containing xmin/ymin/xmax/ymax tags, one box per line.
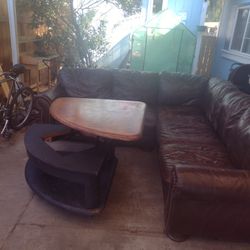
<box><xmin>25</xmin><ymin>157</ymin><xmax>117</xmax><ymax>215</ymax></box>
<box><xmin>24</xmin><ymin>124</ymin><xmax>117</xmax><ymax>216</ymax></box>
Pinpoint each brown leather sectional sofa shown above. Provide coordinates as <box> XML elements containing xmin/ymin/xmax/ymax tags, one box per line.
<box><xmin>33</xmin><ymin>68</ymin><xmax>250</xmax><ymax>242</ymax></box>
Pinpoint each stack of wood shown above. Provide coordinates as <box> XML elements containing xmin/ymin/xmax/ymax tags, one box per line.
<box><xmin>0</xmin><ymin>64</ymin><xmax>9</xmax><ymax>99</ymax></box>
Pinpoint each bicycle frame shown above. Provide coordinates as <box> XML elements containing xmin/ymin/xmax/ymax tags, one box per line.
<box><xmin>0</xmin><ymin>75</ymin><xmax>24</xmax><ymax>135</ymax></box>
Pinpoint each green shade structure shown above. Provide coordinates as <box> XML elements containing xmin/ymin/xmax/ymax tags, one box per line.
<box><xmin>130</xmin><ymin>10</ymin><xmax>196</xmax><ymax>73</ymax></box>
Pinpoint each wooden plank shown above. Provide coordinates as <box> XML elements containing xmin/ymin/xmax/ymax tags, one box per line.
<box><xmin>0</xmin><ymin>0</ymin><xmax>12</xmax><ymax>70</ymax></box>
<box><xmin>196</xmin><ymin>35</ymin><xmax>216</xmax><ymax>77</ymax></box>
<box><xmin>0</xmin><ymin>65</ymin><xmax>10</xmax><ymax>98</ymax></box>
<box><xmin>0</xmin><ymin>0</ymin><xmax>8</xmax><ymax>16</ymax></box>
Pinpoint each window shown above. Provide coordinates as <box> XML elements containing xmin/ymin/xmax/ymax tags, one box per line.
<box><xmin>230</xmin><ymin>6</ymin><xmax>250</xmax><ymax>54</ymax></box>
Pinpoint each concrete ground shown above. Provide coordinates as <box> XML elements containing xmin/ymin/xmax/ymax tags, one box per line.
<box><xmin>0</xmin><ymin>131</ymin><xmax>250</xmax><ymax>250</ymax></box>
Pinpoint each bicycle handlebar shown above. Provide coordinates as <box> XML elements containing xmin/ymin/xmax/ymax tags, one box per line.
<box><xmin>0</xmin><ymin>64</ymin><xmax>26</xmax><ymax>80</ymax></box>
<box><xmin>0</xmin><ymin>72</ymin><xmax>19</xmax><ymax>84</ymax></box>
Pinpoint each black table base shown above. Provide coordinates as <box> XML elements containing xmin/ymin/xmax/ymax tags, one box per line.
<box><xmin>24</xmin><ymin>124</ymin><xmax>117</xmax><ymax>215</ymax></box>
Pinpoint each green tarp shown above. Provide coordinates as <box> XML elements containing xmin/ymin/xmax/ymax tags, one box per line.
<box><xmin>130</xmin><ymin>10</ymin><xmax>196</xmax><ymax>73</ymax></box>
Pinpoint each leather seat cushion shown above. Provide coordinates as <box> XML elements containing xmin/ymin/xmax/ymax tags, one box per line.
<box><xmin>158</xmin><ymin>106</ymin><xmax>233</xmax><ymax>180</ymax></box>
<box><xmin>158</xmin><ymin>106</ymin><xmax>220</xmax><ymax>145</ymax></box>
<box><xmin>160</xmin><ymin>143</ymin><xmax>232</xmax><ymax>170</ymax></box>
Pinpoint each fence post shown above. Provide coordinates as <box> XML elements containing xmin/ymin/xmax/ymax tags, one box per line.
<box><xmin>196</xmin><ymin>35</ymin><xmax>216</xmax><ymax>76</ymax></box>
<box><xmin>7</xmin><ymin>0</ymin><xmax>19</xmax><ymax>65</ymax></box>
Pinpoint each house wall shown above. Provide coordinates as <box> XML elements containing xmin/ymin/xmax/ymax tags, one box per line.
<box><xmin>141</xmin><ymin>0</ymin><xmax>205</xmax><ymax>34</ymax></box>
<box><xmin>211</xmin><ymin>0</ymin><xmax>250</xmax><ymax>79</ymax></box>
<box><xmin>167</xmin><ymin>0</ymin><xmax>204</xmax><ymax>34</ymax></box>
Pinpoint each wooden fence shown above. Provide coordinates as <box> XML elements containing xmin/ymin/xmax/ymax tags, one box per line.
<box><xmin>196</xmin><ymin>35</ymin><xmax>217</xmax><ymax>77</ymax></box>
<box><xmin>0</xmin><ymin>0</ymin><xmax>12</xmax><ymax>71</ymax></box>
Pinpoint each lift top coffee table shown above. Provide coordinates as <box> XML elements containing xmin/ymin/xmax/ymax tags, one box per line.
<box><xmin>49</xmin><ymin>97</ymin><xmax>146</xmax><ymax>141</ymax></box>
<box><xmin>25</xmin><ymin>97</ymin><xmax>146</xmax><ymax>215</ymax></box>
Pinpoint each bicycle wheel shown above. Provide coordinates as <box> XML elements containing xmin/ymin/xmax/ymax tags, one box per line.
<box><xmin>9</xmin><ymin>87</ymin><xmax>34</xmax><ymax>130</ymax></box>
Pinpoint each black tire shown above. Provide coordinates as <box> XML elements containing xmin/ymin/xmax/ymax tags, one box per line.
<box><xmin>9</xmin><ymin>87</ymin><xmax>34</xmax><ymax>130</ymax></box>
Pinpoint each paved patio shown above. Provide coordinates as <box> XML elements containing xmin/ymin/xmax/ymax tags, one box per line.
<box><xmin>0</xmin><ymin>131</ymin><xmax>250</xmax><ymax>250</ymax></box>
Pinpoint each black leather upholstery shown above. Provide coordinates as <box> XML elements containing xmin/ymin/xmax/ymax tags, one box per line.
<box><xmin>112</xmin><ymin>69</ymin><xmax>159</xmax><ymax>105</ymax></box>
<box><xmin>158</xmin><ymin>72</ymin><xmax>208</xmax><ymax>106</ymax></box>
<box><xmin>31</xmin><ymin>67</ymin><xmax>250</xmax><ymax>241</ymax></box>
<box><xmin>158</xmin><ymin>77</ymin><xmax>250</xmax><ymax>241</ymax></box>
<box><xmin>57</xmin><ymin>68</ymin><xmax>113</xmax><ymax>99</ymax></box>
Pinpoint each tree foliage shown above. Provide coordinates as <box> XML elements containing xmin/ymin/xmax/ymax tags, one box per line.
<box><xmin>206</xmin><ymin>0</ymin><xmax>224</xmax><ymax>22</ymax></box>
<box><xmin>17</xmin><ymin>0</ymin><xmax>141</xmax><ymax>67</ymax></box>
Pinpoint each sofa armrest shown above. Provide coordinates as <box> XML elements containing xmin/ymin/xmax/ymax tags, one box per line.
<box><xmin>172</xmin><ymin>165</ymin><xmax>250</xmax><ymax>202</ymax></box>
<box><xmin>30</xmin><ymin>95</ymin><xmax>52</xmax><ymax>124</ymax></box>
<box><xmin>164</xmin><ymin>165</ymin><xmax>250</xmax><ymax>241</ymax></box>
<box><xmin>41</xmin><ymin>84</ymin><xmax>67</xmax><ymax>101</ymax></box>
<box><xmin>30</xmin><ymin>83</ymin><xmax>67</xmax><ymax>124</ymax></box>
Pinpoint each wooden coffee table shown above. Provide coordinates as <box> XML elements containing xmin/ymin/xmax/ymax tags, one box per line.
<box><xmin>49</xmin><ymin>97</ymin><xmax>146</xmax><ymax>141</ymax></box>
<box><xmin>26</xmin><ymin>97</ymin><xmax>146</xmax><ymax>215</ymax></box>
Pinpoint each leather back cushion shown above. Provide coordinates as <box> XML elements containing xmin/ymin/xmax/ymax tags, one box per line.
<box><xmin>158</xmin><ymin>72</ymin><xmax>208</xmax><ymax>106</ymax></box>
<box><xmin>57</xmin><ymin>68</ymin><xmax>113</xmax><ymax>98</ymax></box>
<box><xmin>112</xmin><ymin>70</ymin><xmax>159</xmax><ymax>105</ymax></box>
<box><xmin>239</xmin><ymin>109</ymin><xmax>250</xmax><ymax>169</ymax></box>
<box><xmin>203</xmin><ymin>78</ymin><xmax>238</xmax><ymax>131</ymax></box>
<box><xmin>203</xmin><ymin>78</ymin><xmax>250</xmax><ymax>168</ymax></box>
<box><xmin>226</xmin><ymin>108</ymin><xmax>250</xmax><ymax>169</ymax></box>
<box><xmin>203</xmin><ymin>78</ymin><xmax>250</xmax><ymax>133</ymax></box>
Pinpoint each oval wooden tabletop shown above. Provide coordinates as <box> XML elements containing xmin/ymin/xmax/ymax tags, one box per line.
<box><xmin>49</xmin><ymin>98</ymin><xmax>146</xmax><ymax>141</ymax></box>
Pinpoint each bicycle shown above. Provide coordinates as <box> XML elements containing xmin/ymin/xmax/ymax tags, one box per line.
<box><xmin>0</xmin><ymin>64</ymin><xmax>34</xmax><ymax>137</ymax></box>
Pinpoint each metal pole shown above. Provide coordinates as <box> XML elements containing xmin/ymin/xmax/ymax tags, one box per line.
<box><xmin>176</xmin><ymin>29</ymin><xmax>184</xmax><ymax>72</ymax></box>
<box><xmin>141</xmin><ymin>0</ymin><xmax>154</xmax><ymax>23</ymax></box>
<box><xmin>7</xmin><ymin>0</ymin><xmax>19</xmax><ymax>65</ymax></box>
<box><xmin>191</xmin><ymin>0</ymin><xmax>208</xmax><ymax>74</ymax></box>
<box><xmin>162</xmin><ymin>0</ymin><xmax>169</xmax><ymax>10</ymax></box>
<box><xmin>142</xmin><ymin>28</ymin><xmax>148</xmax><ymax>71</ymax></box>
